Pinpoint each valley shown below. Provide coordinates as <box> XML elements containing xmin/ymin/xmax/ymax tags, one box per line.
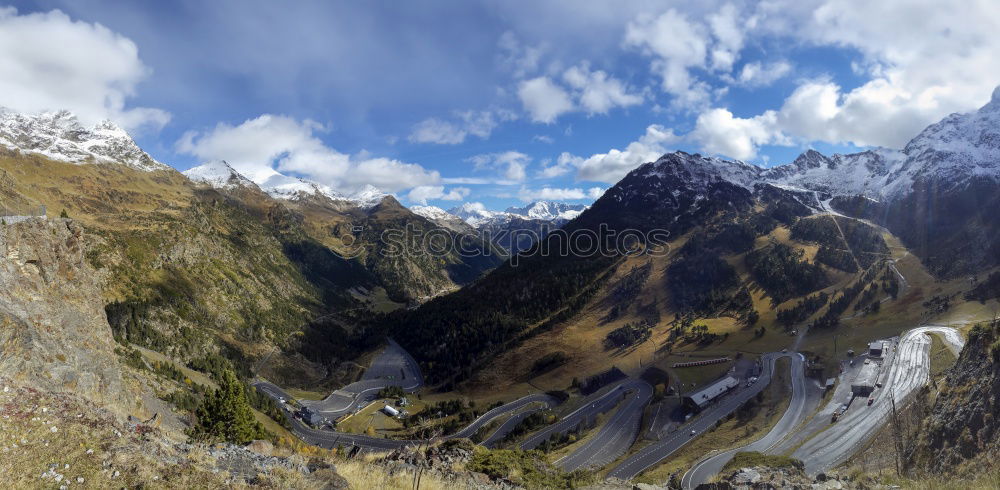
<box><xmin>3</xmin><ymin>83</ymin><xmax>1000</xmax><ymax>490</ymax></box>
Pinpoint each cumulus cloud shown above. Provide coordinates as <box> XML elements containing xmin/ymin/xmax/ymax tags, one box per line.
<box><xmin>562</xmin><ymin>64</ymin><xmax>643</xmax><ymax>115</ymax></box>
<box><xmin>624</xmin><ymin>9</ymin><xmax>713</xmax><ymax>108</ymax></box>
<box><xmin>0</xmin><ymin>7</ymin><xmax>169</xmax><ymax>131</ymax></box>
<box><xmin>690</xmin><ymin>108</ymin><xmax>787</xmax><ymax>160</ymax></box>
<box><xmin>467</xmin><ymin>151</ymin><xmax>530</xmax><ymax>182</ymax></box>
<box><xmin>707</xmin><ymin>3</ymin><xmax>747</xmax><ymax>72</ymax></box>
<box><xmin>408</xmin><ymin>109</ymin><xmax>516</xmax><ymax>145</ymax></box>
<box><xmin>572</xmin><ymin>125</ymin><xmax>678</xmax><ymax>183</ymax></box>
<box><xmin>695</xmin><ymin>0</ymin><xmax>1000</xmax><ymax>155</ymax></box>
<box><xmin>517</xmin><ymin>186</ymin><xmax>605</xmax><ymax>202</ymax></box>
<box><xmin>737</xmin><ymin>60</ymin><xmax>792</xmax><ymax>87</ymax></box>
<box><xmin>518</xmin><ymin>77</ymin><xmax>575</xmax><ymax>123</ymax></box>
<box><xmin>177</xmin><ymin>114</ymin><xmax>439</xmax><ymax>193</ymax></box>
<box><xmin>406</xmin><ymin>185</ymin><xmax>470</xmax><ymax>205</ymax></box>
<box><xmin>537</xmin><ymin>152</ymin><xmax>579</xmax><ymax>179</ymax></box>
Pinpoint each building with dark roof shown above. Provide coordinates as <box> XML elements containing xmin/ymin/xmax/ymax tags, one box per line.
<box><xmin>683</xmin><ymin>375</ymin><xmax>740</xmax><ymax>411</ymax></box>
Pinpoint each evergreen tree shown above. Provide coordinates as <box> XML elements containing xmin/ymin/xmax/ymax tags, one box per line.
<box><xmin>191</xmin><ymin>369</ymin><xmax>266</xmax><ymax>444</ymax></box>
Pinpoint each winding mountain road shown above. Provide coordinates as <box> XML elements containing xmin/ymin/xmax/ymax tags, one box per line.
<box><xmin>555</xmin><ymin>380</ymin><xmax>653</xmax><ymax>471</ymax></box>
<box><xmin>519</xmin><ymin>381</ymin><xmax>640</xmax><ymax>451</ymax></box>
<box><xmin>681</xmin><ymin>353</ymin><xmax>815</xmax><ymax>488</ymax></box>
<box><xmin>254</xmin><ymin>341</ymin><xmax>567</xmax><ymax>452</ymax></box>
<box><xmin>447</xmin><ymin>393</ymin><xmax>559</xmax><ymax>440</ymax></box>
<box><xmin>791</xmin><ymin>325</ymin><xmax>963</xmax><ymax>474</ymax></box>
<box><xmin>299</xmin><ymin>339</ymin><xmax>424</xmax><ymax>418</ymax></box>
<box><xmin>607</xmin><ymin>352</ymin><xmax>802</xmax><ymax>481</ymax></box>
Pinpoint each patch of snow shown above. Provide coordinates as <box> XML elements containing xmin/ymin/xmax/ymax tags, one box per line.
<box><xmin>183</xmin><ymin>161</ymin><xmax>259</xmax><ymax>190</ymax></box>
<box><xmin>347</xmin><ymin>184</ymin><xmax>388</xmax><ymax>210</ymax></box>
<box><xmin>410</xmin><ymin>205</ymin><xmax>459</xmax><ymax>222</ymax></box>
<box><xmin>504</xmin><ymin>201</ymin><xmax>588</xmax><ymax>221</ymax></box>
<box><xmin>0</xmin><ymin>109</ymin><xmax>168</xmax><ymax>171</ymax></box>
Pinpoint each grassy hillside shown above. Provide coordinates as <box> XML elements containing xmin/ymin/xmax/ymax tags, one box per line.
<box><xmin>0</xmin><ymin>152</ymin><xmax>498</xmax><ymax>389</ymax></box>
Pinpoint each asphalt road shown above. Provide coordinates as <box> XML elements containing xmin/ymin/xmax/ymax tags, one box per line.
<box><xmin>606</xmin><ymin>353</ymin><xmax>793</xmax><ymax>481</ymax></box>
<box><xmin>791</xmin><ymin>326</ymin><xmax>964</xmax><ymax>474</ymax></box>
<box><xmin>253</xmin><ymin>379</ymin><xmax>415</xmax><ymax>451</ymax></box>
<box><xmin>447</xmin><ymin>393</ymin><xmax>559</xmax><ymax>440</ymax></box>
<box><xmin>300</xmin><ymin>339</ymin><xmax>424</xmax><ymax>418</ymax></box>
<box><xmin>519</xmin><ymin>381</ymin><xmax>640</xmax><ymax>451</ymax></box>
<box><xmin>482</xmin><ymin>408</ymin><xmax>542</xmax><ymax>448</ymax></box>
<box><xmin>556</xmin><ymin>380</ymin><xmax>653</xmax><ymax>471</ymax></box>
<box><xmin>255</xmin><ymin>342</ymin><xmax>564</xmax><ymax>452</ymax></box>
<box><xmin>681</xmin><ymin>353</ymin><xmax>813</xmax><ymax>488</ymax></box>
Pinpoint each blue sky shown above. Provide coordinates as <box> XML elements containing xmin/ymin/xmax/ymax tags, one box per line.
<box><xmin>3</xmin><ymin>1</ymin><xmax>999</xmax><ymax>211</ymax></box>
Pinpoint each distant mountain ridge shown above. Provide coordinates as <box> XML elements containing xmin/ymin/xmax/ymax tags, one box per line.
<box><xmin>0</xmin><ymin>109</ymin><xmax>168</xmax><ymax>171</ymax></box>
<box><xmin>185</xmin><ymin>160</ymin><xmax>388</xmax><ymax>210</ymax></box>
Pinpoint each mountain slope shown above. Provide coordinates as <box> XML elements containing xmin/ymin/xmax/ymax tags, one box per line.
<box><xmin>0</xmin><ymin>110</ymin><xmax>494</xmax><ymax>386</ymax></box>
<box><xmin>388</xmin><ymin>88</ymin><xmax>1000</xmax><ymax>390</ymax></box>
<box><xmin>185</xmin><ymin>161</ymin><xmax>506</xmax><ymax>303</ymax></box>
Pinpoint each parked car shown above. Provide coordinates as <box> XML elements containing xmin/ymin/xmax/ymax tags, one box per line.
<box><xmin>690</xmin><ymin>429</ymin><xmax>697</xmax><ymax>436</ymax></box>
<box><xmin>868</xmin><ymin>397</ymin><xmax>874</xmax><ymax>406</ymax></box>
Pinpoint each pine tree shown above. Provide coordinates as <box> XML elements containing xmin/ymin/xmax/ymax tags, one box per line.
<box><xmin>191</xmin><ymin>369</ymin><xmax>266</xmax><ymax>444</ymax></box>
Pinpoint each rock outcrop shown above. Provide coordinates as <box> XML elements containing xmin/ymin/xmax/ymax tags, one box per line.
<box><xmin>697</xmin><ymin>466</ymin><xmax>883</xmax><ymax>489</ymax></box>
<box><xmin>0</xmin><ymin>218</ymin><xmax>131</xmax><ymax>412</ymax></box>
<box><xmin>909</xmin><ymin>321</ymin><xmax>1000</xmax><ymax>475</ymax></box>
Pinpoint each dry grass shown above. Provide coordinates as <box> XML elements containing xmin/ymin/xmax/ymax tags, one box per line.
<box><xmin>336</xmin><ymin>455</ymin><xmax>474</xmax><ymax>490</ymax></box>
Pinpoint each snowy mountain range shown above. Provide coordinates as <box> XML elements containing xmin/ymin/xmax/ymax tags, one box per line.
<box><xmin>624</xmin><ymin>85</ymin><xmax>1000</xmax><ymax>205</ymax></box>
<box><xmin>0</xmin><ymin>110</ymin><xmax>168</xmax><ymax>171</ymax></box>
<box><xmin>183</xmin><ymin>160</ymin><xmax>388</xmax><ymax>210</ymax></box>
<box><xmin>432</xmin><ymin>201</ymin><xmax>588</xmax><ymax>228</ymax></box>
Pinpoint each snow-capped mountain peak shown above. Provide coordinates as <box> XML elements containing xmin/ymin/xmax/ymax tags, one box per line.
<box><xmin>0</xmin><ymin>109</ymin><xmax>168</xmax><ymax>171</ymax></box>
<box><xmin>257</xmin><ymin>169</ymin><xmax>345</xmax><ymax>202</ymax></box>
<box><xmin>410</xmin><ymin>205</ymin><xmax>456</xmax><ymax>222</ymax></box>
<box><xmin>183</xmin><ymin>160</ymin><xmax>259</xmax><ymax>190</ymax></box>
<box><xmin>447</xmin><ymin>202</ymin><xmax>504</xmax><ymax>227</ymax></box>
<box><xmin>504</xmin><ymin>201</ymin><xmax>587</xmax><ymax>221</ymax></box>
<box><xmin>348</xmin><ymin>184</ymin><xmax>389</xmax><ymax>209</ymax></box>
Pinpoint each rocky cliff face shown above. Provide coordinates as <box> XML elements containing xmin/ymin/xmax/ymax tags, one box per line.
<box><xmin>0</xmin><ymin>218</ymin><xmax>131</xmax><ymax>412</ymax></box>
<box><xmin>909</xmin><ymin>321</ymin><xmax>1000</xmax><ymax>475</ymax></box>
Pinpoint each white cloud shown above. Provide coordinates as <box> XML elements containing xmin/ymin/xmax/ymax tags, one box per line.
<box><xmin>711</xmin><ymin>0</ymin><xmax>1000</xmax><ymax>153</ymax></box>
<box><xmin>468</xmin><ymin>151</ymin><xmax>530</xmax><ymax>182</ymax></box>
<box><xmin>690</xmin><ymin>108</ymin><xmax>786</xmax><ymax>160</ymax></box>
<box><xmin>518</xmin><ymin>77</ymin><xmax>574</xmax><ymax>123</ymax></box>
<box><xmin>497</xmin><ymin>31</ymin><xmax>544</xmax><ymax>79</ymax></box>
<box><xmin>562</xmin><ymin>64</ymin><xmax>644</xmax><ymax>115</ymax></box>
<box><xmin>573</xmin><ymin>125</ymin><xmax>678</xmax><ymax>183</ymax></box>
<box><xmin>537</xmin><ymin>152</ymin><xmax>579</xmax><ymax>178</ymax></box>
<box><xmin>532</xmin><ymin>134</ymin><xmax>554</xmax><ymax>144</ymax></box>
<box><xmin>0</xmin><ymin>7</ymin><xmax>169</xmax><ymax>132</ymax></box>
<box><xmin>707</xmin><ymin>3</ymin><xmax>747</xmax><ymax>72</ymax></box>
<box><xmin>517</xmin><ymin>186</ymin><xmax>605</xmax><ymax>202</ymax></box>
<box><xmin>737</xmin><ymin>60</ymin><xmax>792</xmax><ymax>87</ymax></box>
<box><xmin>624</xmin><ymin>9</ymin><xmax>713</xmax><ymax>108</ymax></box>
<box><xmin>408</xmin><ymin>109</ymin><xmax>516</xmax><ymax>145</ymax></box>
<box><xmin>177</xmin><ymin>114</ymin><xmax>439</xmax><ymax>193</ymax></box>
<box><xmin>406</xmin><ymin>185</ymin><xmax>470</xmax><ymax>205</ymax></box>
<box><xmin>408</xmin><ymin>118</ymin><xmax>465</xmax><ymax>145</ymax></box>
